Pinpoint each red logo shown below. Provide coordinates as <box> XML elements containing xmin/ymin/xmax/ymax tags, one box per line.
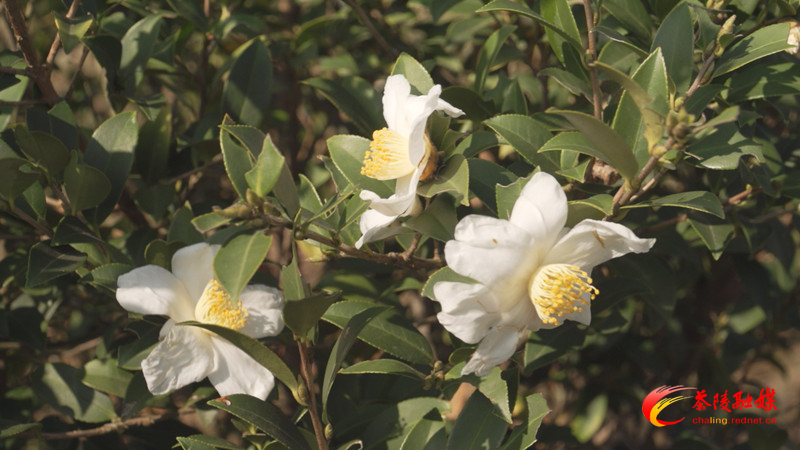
<box><xmin>642</xmin><ymin>385</ymin><xmax>695</xmax><ymax>427</ymax></box>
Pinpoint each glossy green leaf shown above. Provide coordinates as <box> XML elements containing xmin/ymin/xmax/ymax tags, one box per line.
<box><xmin>327</xmin><ymin>134</ymin><xmax>392</xmax><ymax>197</ymax></box>
<box><xmin>726</xmin><ymin>62</ymin><xmax>800</xmax><ymax>102</ymax></box>
<box><xmin>477</xmin><ymin>0</ymin><xmax>581</xmax><ymax>50</ymax></box>
<box><xmin>83</xmin><ymin>111</ymin><xmax>138</xmax><ymax>224</ymax></box>
<box><xmin>339</xmin><ymin>359</ymin><xmax>426</xmax><ymax>379</ymax></box>
<box><xmin>687</xmin><ymin>213</ymin><xmax>734</xmax><ymax>260</ymax></box>
<box><xmin>713</xmin><ymin>23</ymin><xmax>794</xmax><ymax>77</ymax></box>
<box><xmin>623</xmin><ymin>191</ymin><xmax>724</xmax><ymax>218</ymax></box>
<box><xmin>283</xmin><ymin>292</ymin><xmax>340</xmax><ymax>337</ymax></box>
<box><xmin>167</xmin><ymin>0</ymin><xmax>208</xmax><ymax>30</ymax></box>
<box><xmin>119</xmin><ymin>14</ymin><xmax>164</xmax><ymax>92</ymax></box>
<box><xmin>399</xmin><ymin>415</ymin><xmax>446</xmax><ymax>450</ymax></box>
<box><xmin>361</xmin><ymin>397</ymin><xmax>450</xmax><ymax>447</ymax></box>
<box><xmin>219</xmin><ymin>123</ymin><xmax>266</xmax><ymax>156</ymax></box>
<box><xmin>468</xmin><ymin>158</ymin><xmax>515</xmax><ymax>213</ymax></box>
<box><xmin>81</xmin><ymin>263</ymin><xmax>133</xmax><ymax>292</ymax></box>
<box><xmin>540</xmin><ymin>68</ymin><xmax>593</xmax><ymax>99</ymax></box>
<box><xmin>567</xmin><ymin>194</ymin><xmax>613</xmax><ymax>225</ymax></box>
<box><xmin>417</xmin><ymin>154</ymin><xmax>469</xmax><ymax>205</ymax></box>
<box><xmin>82</xmin><ymin>358</ymin><xmax>134</xmax><ymax>397</ymax></box>
<box><xmin>685</xmin><ymin>124</ymin><xmax>763</xmax><ymax>170</ymax></box>
<box><xmin>52</xmin><ymin>216</ymin><xmax>101</xmax><ymax>246</ymax></box>
<box><xmin>453</xmin><ymin>130</ymin><xmax>499</xmax><ymax>157</ymax></box>
<box><xmin>495</xmin><ymin>173</ymin><xmax>530</xmax><ymax>220</ymax></box>
<box><xmin>214</xmin><ymin>233</ymin><xmax>272</xmax><ymax>300</ymax></box>
<box><xmin>245</xmin><ymin>135</ymin><xmax>285</xmax><ymax>197</ymax></box>
<box><xmin>222</xmin><ymin>38</ymin><xmax>272</xmax><ymax>127</ymax></box>
<box><xmin>192</xmin><ymin>212</ymin><xmax>232</xmax><ymax>233</ymax></box>
<box><xmin>391</xmin><ymin>53</ymin><xmax>434</xmax><ymax>94</ymax></box>
<box><xmin>602</xmin><ymin>0</ymin><xmax>653</xmax><ymax>40</ymax></box>
<box><xmin>220</xmin><ymin>128</ymin><xmax>255</xmax><ymax>199</ymax></box>
<box><xmin>168</xmin><ymin>202</ymin><xmax>204</xmax><ymax>244</ymax></box>
<box><xmin>475</xmin><ymin>25</ymin><xmax>516</xmax><ymax>94</ymax></box>
<box><xmin>26</xmin><ymin>241</ymin><xmax>87</xmax><ymax>287</ymax></box>
<box><xmin>0</xmin><ymin>67</ymin><xmax>28</xmax><ymax>131</ymax></box>
<box><xmin>523</xmin><ymin>324</ymin><xmax>585</xmax><ymax>373</ymax></box>
<box><xmin>405</xmin><ymin>194</ymin><xmax>458</xmax><ymax>241</ymax></box>
<box><xmin>0</xmin><ymin>157</ymin><xmax>39</xmax><ymax>200</ymax></box>
<box><xmin>63</xmin><ymin>152</ymin><xmax>112</xmax><ymax>214</ymax></box>
<box><xmin>540</xmin><ymin>0</ymin><xmax>582</xmax><ymax>65</ymax></box>
<box><xmin>498</xmin><ymin>393</ymin><xmax>549</xmax><ymax>450</ymax></box>
<box><xmin>13</xmin><ymin>126</ymin><xmax>70</xmax><ymax>175</ymax></box>
<box><xmin>550</xmin><ymin>110</ymin><xmax>638</xmax><ymax>181</ymax></box>
<box><xmin>209</xmin><ymin>394</ymin><xmax>310</xmax><ymax>450</ymax></box>
<box><xmin>445</xmin><ymin>391</ymin><xmax>507</xmax><ymax>450</ymax></box>
<box><xmin>322</xmin><ymin>305</ymin><xmax>388</xmax><ymax>420</ymax></box>
<box><xmin>323</xmin><ymin>301</ymin><xmax>435</xmax><ymax>365</ymax></box>
<box><xmin>651</xmin><ymin>3</ymin><xmax>692</xmax><ymax>93</ymax></box>
<box><xmin>177</xmin><ymin>435</ymin><xmax>239</xmax><ymax>450</ymax></box>
<box><xmin>181</xmin><ymin>322</ymin><xmax>298</xmax><ymax>399</ymax></box>
<box><xmin>32</xmin><ymin>363</ymin><xmax>116</xmax><ymax>423</ymax></box>
<box><xmin>0</xmin><ymin>423</ymin><xmax>42</xmax><ymax>439</ymax></box>
<box><xmin>134</xmin><ymin>107</ymin><xmax>171</xmax><ymax>183</ymax></box>
<box><xmin>304</xmin><ymin>76</ymin><xmax>383</xmax><ymax>135</ymax></box>
<box><xmin>484</xmin><ymin>114</ymin><xmax>557</xmax><ymax>170</ymax></box>
<box><xmin>54</xmin><ymin>12</ymin><xmax>93</xmax><ymax>54</ymax></box>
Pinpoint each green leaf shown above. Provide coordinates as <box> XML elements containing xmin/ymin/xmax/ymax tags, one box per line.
<box><xmin>219</xmin><ymin>123</ymin><xmax>266</xmax><ymax>156</ymax></box>
<box><xmin>422</xmin><ymin>266</ymin><xmax>477</xmax><ymax>300</ymax></box>
<box><xmin>81</xmin><ymin>263</ymin><xmax>134</xmax><ymax>292</ymax></box>
<box><xmin>13</xmin><ymin>126</ymin><xmax>70</xmax><ymax>174</ymax></box>
<box><xmin>361</xmin><ymin>397</ymin><xmax>450</xmax><ymax>447</ymax></box>
<box><xmin>405</xmin><ymin>195</ymin><xmax>458</xmax><ymax>241</ymax></box>
<box><xmin>468</xmin><ymin>158</ymin><xmax>516</xmax><ymax>213</ymax></box>
<box><xmin>685</xmin><ymin>124</ymin><xmax>763</xmax><ymax>170</ymax></box>
<box><xmin>119</xmin><ymin>14</ymin><xmax>164</xmax><ymax>92</ymax></box>
<box><xmin>601</xmin><ymin>0</ymin><xmax>653</xmax><ymax>40</ymax></box>
<box><xmin>549</xmin><ymin>110</ymin><xmax>638</xmax><ymax>181</ymax></box>
<box><xmin>417</xmin><ymin>154</ymin><xmax>469</xmax><ymax>207</ymax></box>
<box><xmin>0</xmin><ymin>156</ymin><xmax>39</xmax><ymax>200</ymax></box>
<box><xmin>283</xmin><ymin>292</ymin><xmax>340</xmax><ymax>337</ymax></box>
<box><xmin>83</xmin><ymin>111</ymin><xmax>138</xmax><ymax>224</ymax></box>
<box><xmin>484</xmin><ymin>114</ymin><xmax>557</xmax><ymax>170</ymax></box>
<box><xmin>245</xmin><ymin>135</ymin><xmax>285</xmax><ymax>197</ymax></box>
<box><xmin>602</xmin><ymin>49</ymin><xmax>669</xmax><ymax>164</ymax></box>
<box><xmin>134</xmin><ymin>107</ymin><xmax>171</xmax><ymax>183</ymax></box>
<box><xmin>498</xmin><ymin>393</ymin><xmax>549</xmax><ymax>450</ymax></box>
<box><xmin>687</xmin><ymin>213</ymin><xmax>734</xmax><ymax>260</ymax></box>
<box><xmin>220</xmin><ymin>127</ymin><xmax>255</xmax><ymax>199</ymax></box>
<box><xmin>168</xmin><ymin>202</ymin><xmax>204</xmax><ymax>244</ymax></box>
<box><xmin>477</xmin><ymin>0</ymin><xmax>582</xmax><ymax>51</ymax></box>
<box><xmin>32</xmin><ymin>363</ymin><xmax>116</xmax><ymax>423</ymax></box>
<box><xmin>281</xmin><ymin>244</ymin><xmax>310</xmax><ymax>302</ymax></box>
<box><xmin>726</xmin><ymin>62</ymin><xmax>800</xmax><ymax>102</ymax></box>
<box><xmin>454</xmin><ymin>131</ymin><xmax>499</xmax><ymax>158</ymax></box>
<box><xmin>327</xmin><ymin>134</ymin><xmax>392</xmax><ymax>197</ymax></box>
<box><xmin>495</xmin><ymin>173</ymin><xmax>531</xmax><ymax>220</ymax></box>
<box><xmin>540</xmin><ymin>68</ymin><xmax>592</xmax><ymax>99</ymax></box>
<box><xmin>214</xmin><ymin>233</ymin><xmax>272</xmax><ymax>300</ymax></box>
<box><xmin>208</xmin><ymin>394</ymin><xmax>310</xmax><ymax>450</ymax></box>
<box><xmin>323</xmin><ymin>301</ymin><xmax>435</xmax><ymax>365</ymax></box>
<box><xmin>63</xmin><ymin>151</ymin><xmax>112</xmax><ymax>214</ymax></box>
<box><xmin>540</xmin><ymin>0</ymin><xmax>582</xmax><ymax>65</ymax></box>
<box><xmin>339</xmin><ymin>359</ymin><xmax>426</xmax><ymax>379</ymax></box>
<box><xmin>304</xmin><ymin>77</ymin><xmax>383</xmax><ymax>135</ymax></box>
<box><xmin>523</xmin><ymin>325</ymin><xmax>585</xmax><ymax>373</ymax></box>
<box><xmin>566</xmin><ymin>194</ymin><xmax>613</xmax><ymax>225</ymax></box>
<box><xmin>26</xmin><ymin>241</ymin><xmax>86</xmax><ymax>287</ymax></box>
<box><xmin>468</xmin><ymin>367</ymin><xmax>513</xmax><ymax>423</ymax></box>
<box><xmin>322</xmin><ymin>305</ymin><xmax>388</xmax><ymax>420</ymax></box>
<box><xmin>475</xmin><ymin>25</ymin><xmax>517</xmax><ymax>94</ymax></box>
<box><xmin>181</xmin><ymin>322</ymin><xmax>298</xmax><ymax>399</ymax></box>
<box><xmin>622</xmin><ymin>191</ymin><xmax>724</xmax><ymax>218</ymax></box>
<box><xmin>391</xmin><ymin>53</ymin><xmax>434</xmax><ymax>94</ymax></box>
<box><xmin>273</xmin><ymin>162</ymin><xmax>301</xmax><ymax>217</ymax></box>
<box><xmin>167</xmin><ymin>0</ymin><xmax>208</xmax><ymax>30</ymax></box>
<box><xmin>82</xmin><ymin>358</ymin><xmax>134</xmax><ymax>398</ymax></box>
<box><xmin>192</xmin><ymin>212</ymin><xmax>232</xmax><ymax>233</ymax></box>
<box><xmin>54</xmin><ymin>12</ymin><xmax>93</xmax><ymax>54</ymax></box>
<box><xmin>650</xmin><ymin>3</ymin><xmax>693</xmax><ymax>93</ymax></box>
<box><xmin>713</xmin><ymin>23</ymin><xmax>794</xmax><ymax>77</ymax></box>
<box><xmin>445</xmin><ymin>391</ymin><xmax>508</xmax><ymax>450</ymax></box>
<box><xmin>222</xmin><ymin>38</ymin><xmax>273</xmax><ymax>127</ymax></box>
<box><xmin>0</xmin><ymin>422</ymin><xmax>42</xmax><ymax>439</ymax></box>
<box><xmin>177</xmin><ymin>435</ymin><xmax>239</xmax><ymax>450</ymax></box>
<box><xmin>399</xmin><ymin>415</ymin><xmax>446</xmax><ymax>450</ymax></box>
<box><xmin>571</xmin><ymin>395</ymin><xmax>607</xmax><ymax>443</ymax></box>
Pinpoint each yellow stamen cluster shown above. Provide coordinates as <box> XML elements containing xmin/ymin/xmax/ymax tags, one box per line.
<box><xmin>529</xmin><ymin>264</ymin><xmax>598</xmax><ymax>325</ymax></box>
<box><xmin>361</xmin><ymin>128</ymin><xmax>414</xmax><ymax>180</ymax></box>
<box><xmin>195</xmin><ymin>279</ymin><xmax>248</xmax><ymax>330</ymax></box>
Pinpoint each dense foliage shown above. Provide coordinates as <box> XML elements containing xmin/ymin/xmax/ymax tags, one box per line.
<box><xmin>1</xmin><ymin>0</ymin><xmax>799</xmax><ymax>448</ymax></box>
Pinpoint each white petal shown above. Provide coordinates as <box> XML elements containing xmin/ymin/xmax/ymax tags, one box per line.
<box><xmin>141</xmin><ymin>325</ymin><xmax>215</xmax><ymax>395</ymax></box>
<box><xmin>382</xmin><ymin>75</ymin><xmax>412</xmax><ymax>133</ymax></box>
<box><xmin>171</xmin><ymin>243</ymin><xmax>220</xmax><ymax>303</ymax></box>
<box><xmin>239</xmin><ymin>285</ymin><xmax>285</xmax><ymax>339</ymax></box>
<box><xmin>461</xmin><ymin>326</ymin><xmax>527</xmax><ymax>377</ymax></box>
<box><xmin>436</xmin><ymin>97</ymin><xmax>464</xmax><ymax>118</ymax></box>
<box><xmin>117</xmin><ymin>265</ymin><xmax>195</xmax><ymax>321</ymax></box>
<box><xmin>434</xmin><ymin>282</ymin><xmax>499</xmax><ymax>344</ymax></box>
<box><xmin>355</xmin><ymin>208</ymin><xmax>401</xmax><ymax>248</ymax></box>
<box><xmin>208</xmin><ymin>337</ymin><xmax>276</xmax><ymax>400</ymax></box>
<box><xmin>544</xmin><ymin>219</ymin><xmax>655</xmax><ymax>268</ymax></box>
<box><xmin>444</xmin><ymin>240</ymin><xmax>528</xmax><ymax>287</ymax></box>
<box><xmin>359</xmin><ymin>178</ymin><xmax>417</xmax><ymax>217</ymax></box>
<box><xmin>404</xmin><ymin>86</ymin><xmax>444</xmax><ymax>165</ymax></box>
<box><xmin>509</xmin><ymin>172</ymin><xmax>567</xmax><ymax>248</ymax></box>
<box><xmin>452</xmin><ymin>214</ymin><xmax>531</xmax><ymax>247</ymax></box>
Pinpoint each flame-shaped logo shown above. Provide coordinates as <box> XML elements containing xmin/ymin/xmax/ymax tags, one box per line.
<box><xmin>642</xmin><ymin>385</ymin><xmax>696</xmax><ymax>427</ymax></box>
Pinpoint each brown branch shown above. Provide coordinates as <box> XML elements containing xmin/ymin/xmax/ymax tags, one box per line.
<box><xmin>0</xmin><ymin>98</ymin><xmax>50</xmax><ymax>106</ymax></box>
<box><xmin>15</xmin><ymin>412</ymin><xmax>176</xmax><ymax>440</ymax></box>
<box><xmin>401</xmin><ymin>233</ymin><xmax>422</xmax><ymax>260</ymax></box>
<box><xmin>345</xmin><ymin>0</ymin><xmax>398</xmax><ymax>58</ymax></box>
<box><xmin>0</xmin><ymin>66</ymin><xmax>31</xmax><ymax>76</ymax></box>
<box><xmin>44</xmin><ymin>0</ymin><xmax>82</xmax><ymax>68</ymax></box>
<box><xmin>582</xmin><ymin>0</ymin><xmax>602</xmax><ymax>119</ymax></box>
<box><xmin>8</xmin><ymin>205</ymin><xmax>53</xmax><ymax>238</ymax></box>
<box><xmin>3</xmin><ymin>0</ymin><xmax>59</xmax><ymax>104</ymax></box>
<box><xmin>297</xmin><ymin>340</ymin><xmax>328</xmax><ymax>450</ymax></box>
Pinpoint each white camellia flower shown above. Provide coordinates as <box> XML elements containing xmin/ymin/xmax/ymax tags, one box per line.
<box><xmin>433</xmin><ymin>172</ymin><xmax>655</xmax><ymax>376</ymax></box>
<box><xmin>356</xmin><ymin>74</ymin><xmax>464</xmax><ymax>248</ymax></box>
<box><xmin>116</xmin><ymin>243</ymin><xmax>284</xmax><ymax>400</ymax></box>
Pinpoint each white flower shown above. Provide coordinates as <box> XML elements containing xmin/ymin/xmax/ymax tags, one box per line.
<box><xmin>787</xmin><ymin>21</ymin><xmax>800</xmax><ymax>55</ymax></box>
<box><xmin>356</xmin><ymin>74</ymin><xmax>464</xmax><ymax>248</ymax></box>
<box><xmin>433</xmin><ymin>172</ymin><xmax>655</xmax><ymax>376</ymax></box>
<box><xmin>116</xmin><ymin>243</ymin><xmax>284</xmax><ymax>400</ymax></box>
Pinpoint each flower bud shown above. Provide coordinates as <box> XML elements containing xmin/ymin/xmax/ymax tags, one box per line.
<box><xmin>296</xmin><ymin>377</ymin><xmax>309</xmax><ymax>406</ymax></box>
<box><xmin>715</xmin><ymin>16</ymin><xmax>737</xmax><ymax>56</ymax></box>
<box><xmin>324</xmin><ymin>424</ymin><xmax>334</xmax><ymax>441</ymax></box>
<box><xmin>787</xmin><ymin>21</ymin><xmax>800</xmax><ymax>55</ymax></box>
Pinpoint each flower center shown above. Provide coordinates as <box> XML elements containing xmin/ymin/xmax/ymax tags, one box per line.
<box><xmin>361</xmin><ymin>128</ymin><xmax>415</xmax><ymax>180</ymax></box>
<box><xmin>528</xmin><ymin>264</ymin><xmax>598</xmax><ymax>325</ymax></box>
<box><xmin>195</xmin><ymin>279</ymin><xmax>248</xmax><ymax>330</ymax></box>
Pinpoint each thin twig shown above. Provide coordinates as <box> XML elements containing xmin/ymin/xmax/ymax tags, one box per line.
<box><xmin>401</xmin><ymin>233</ymin><xmax>422</xmax><ymax>260</ymax></box>
<box><xmin>16</xmin><ymin>412</ymin><xmax>176</xmax><ymax>440</ymax></box>
<box><xmin>0</xmin><ymin>66</ymin><xmax>30</xmax><ymax>76</ymax></box>
<box><xmin>45</xmin><ymin>0</ymin><xmax>82</xmax><ymax>68</ymax></box>
<box><xmin>297</xmin><ymin>340</ymin><xmax>328</xmax><ymax>450</ymax></box>
<box><xmin>345</xmin><ymin>0</ymin><xmax>398</xmax><ymax>58</ymax></box>
<box><xmin>0</xmin><ymin>98</ymin><xmax>50</xmax><ymax>106</ymax></box>
<box><xmin>65</xmin><ymin>47</ymin><xmax>90</xmax><ymax>101</ymax></box>
<box><xmin>582</xmin><ymin>0</ymin><xmax>602</xmax><ymax>119</ymax></box>
<box><xmin>9</xmin><ymin>205</ymin><xmax>53</xmax><ymax>237</ymax></box>
<box><xmin>3</xmin><ymin>0</ymin><xmax>59</xmax><ymax>104</ymax></box>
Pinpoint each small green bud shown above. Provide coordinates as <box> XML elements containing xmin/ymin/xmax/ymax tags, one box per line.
<box><xmin>324</xmin><ymin>423</ymin><xmax>334</xmax><ymax>441</ymax></box>
<box><xmin>296</xmin><ymin>378</ymin><xmax>309</xmax><ymax>406</ymax></box>
<box><xmin>245</xmin><ymin>188</ymin><xmax>261</xmax><ymax>208</ymax></box>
